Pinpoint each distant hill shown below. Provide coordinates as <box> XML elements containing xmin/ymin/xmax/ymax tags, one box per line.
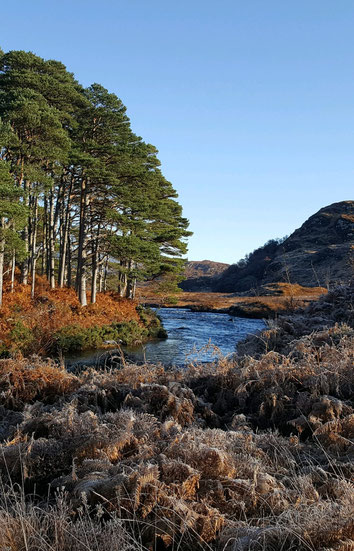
<box><xmin>179</xmin><ymin>260</ymin><xmax>229</xmax><ymax>291</ymax></box>
<box><xmin>213</xmin><ymin>201</ymin><xmax>354</xmax><ymax>293</ymax></box>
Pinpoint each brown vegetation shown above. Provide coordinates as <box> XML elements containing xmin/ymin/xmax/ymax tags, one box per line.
<box><xmin>0</xmin><ymin>276</ymin><xmax>145</xmax><ymax>355</ymax></box>
<box><xmin>139</xmin><ymin>282</ymin><xmax>327</xmax><ymax>318</ymax></box>
<box><xmin>0</xmin><ymin>286</ymin><xmax>353</xmax><ymax>550</ymax></box>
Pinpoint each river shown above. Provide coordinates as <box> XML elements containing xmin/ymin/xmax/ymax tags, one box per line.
<box><xmin>66</xmin><ymin>308</ymin><xmax>265</xmax><ymax>369</ymax></box>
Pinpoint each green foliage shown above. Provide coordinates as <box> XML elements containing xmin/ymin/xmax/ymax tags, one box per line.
<box><xmin>9</xmin><ymin>320</ymin><xmax>34</xmax><ymax>352</ymax></box>
<box><xmin>136</xmin><ymin>305</ymin><xmax>168</xmax><ymax>338</ymax></box>
<box><xmin>164</xmin><ymin>295</ymin><xmax>179</xmax><ymax>305</ymax></box>
<box><xmin>53</xmin><ymin>320</ymin><xmax>151</xmax><ymax>353</ymax></box>
<box><xmin>0</xmin><ymin>47</ymin><xmax>191</xmax><ymax>311</ymax></box>
<box><xmin>0</xmin><ymin>161</ymin><xmax>27</xmax><ymax>255</ymax></box>
<box><xmin>154</xmin><ymin>272</ymin><xmax>184</xmax><ymax>296</ymax></box>
<box><xmin>52</xmin><ymin>307</ymin><xmax>167</xmax><ymax>353</ymax></box>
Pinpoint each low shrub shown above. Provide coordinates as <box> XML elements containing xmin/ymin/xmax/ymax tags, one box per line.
<box><xmin>137</xmin><ymin>305</ymin><xmax>168</xmax><ymax>338</ymax></box>
<box><xmin>53</xmin><ymin>320</ymin><xmax>151</xmax><ymax>353</ymax></box>
<box><xmin>8</xmin><ymin>320</ymin><xmax>35</xmax><ymax>353</ymax></box>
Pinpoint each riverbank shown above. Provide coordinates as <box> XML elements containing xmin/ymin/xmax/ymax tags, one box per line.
<box><xmin>0</xmin><ymin>277</ymin><xmax>166</xmax><ymax>357</ymax></box>
<box><xmin>66</xmin><ymin>308</ymin><xmax>265</xmax><ymax>369</ymax></box>
<box><xmin>138</xmin><ymin>282</ymin><xmax>327</xmax><ymax>318</ymax></box>
<box><xmin>0</xmin><ymin>285</ymin><xmax>352</xmax><ymax>550</ymax></box>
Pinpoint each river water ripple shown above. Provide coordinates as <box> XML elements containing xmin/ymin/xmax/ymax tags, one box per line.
<box><xmin>66</xmin><ymin>308</ymin><xmax>265</xmax><ymax>369</ymax></box>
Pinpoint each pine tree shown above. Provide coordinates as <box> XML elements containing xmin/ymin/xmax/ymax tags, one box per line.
<box><xmin>0</xmin><ymin>160</ymin><xmax>26</xmax><ymax>305</ymax></box>
<box><xmin>0</xmin><ymin>49</ymin><xmax>191</xmax><ymax>305</ymax></box>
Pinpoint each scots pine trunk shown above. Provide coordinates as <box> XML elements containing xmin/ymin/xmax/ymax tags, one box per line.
<box><xmin>58</xmin><ymin>178</ymin><xmax>72</xmax><ymax>287</ymax></box>
<box><xmin>125</xmin><ymin>261</ymin><xmax>135</xmax><ymax>299</ymax></box>
<box><xmin>131</xmin><ymin>277</ymin><xmax>137</xmax><ymax>299</ymax></box>
<box><xmin>90</xmin><ymin>230</ymin><xmax>100</xmax><ymax>304</ymax></box>
<box><xmin>31</xmin><ymin>197</ymin><xmax>38</xmax><ymax>299</ymax></box>
<box><xmin>118</xmin><ymin>261</ymin><xmax>127</xmax><ymax>297</ymax></box>
<box><xmin>90</xmin><ymin>220</ymin><xmax>102</xmax><ymax>304</ymax></box>
<box><xmin>49</xmin><ymin>190</ymin><xmax>55</xmax><ymax>289</ymax></box>
<box><xmin>21</xmin><ymin>181</ymin><xmax>30</xmax><ymax>285</ymax></box>
<box><xmin>91</xmin><ymin>252</ymin><xmax>99</xmax><ymax>304</ymax></box>
<box><xmin>103</xmin><ymin>255</ymin><xmax>108</xmax><ymax>292</ymax></box>
<box><xmin>79</xmin><ymin>267</ymin><xmax>87</xmax><ymax>306</ymax></box>
<box><xmin>67</xmin><ymin>236</ymin><xmax>72</xmax><ymax>288</ymax></box>
<box><xmin>44</xmin><ymin>196</ymin><xmax>50</xmax><ymax>280</ymax></box>
<box><xmin>0</xmin><ymin>219</ymin><xmax>5</xmax><ymax>308</ymax></box>
<box><xmin>98</xmin><ymin>257</ymin><xmax>104</xmax><ymax>293</ymax></box>
<box><xmin>10</xmin><ymin>250</ymin><xmax>15</xmax><ymax>293</ymax></box>
<box><xmin>126</xmin><ymin>277</ymin><xmax>137</xmax><ymax>299</ymax></box>
<box><xmin>77</xmin><ymin>178</ymin><xmax>89</xmax><ymax>306</ymax></box>
<box><xmin>42</xmin><ymin>197</ymin><xmax>47</xmax><ymax>276</ymax></box>
<box><xmin>28</xmin><ymin>195</ymin><xmax>33</xmax><ymax>277</ymax></box>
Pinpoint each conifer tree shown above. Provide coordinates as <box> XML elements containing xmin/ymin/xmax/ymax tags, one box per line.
<box><xmin>0</xmin><ymin>160</ymin><xmax>26</xmax><ymax>305</ymax></box>
<box><xmin>0</xmin><ymin>48</ymin><xmax>191</xmax><ymax>305</ymax></box>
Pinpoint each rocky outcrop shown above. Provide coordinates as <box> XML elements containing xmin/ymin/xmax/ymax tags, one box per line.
<box><xmin>214</xmin><ymin>201</ymin><xmax>354</xmax><ymax>292</ymax></box>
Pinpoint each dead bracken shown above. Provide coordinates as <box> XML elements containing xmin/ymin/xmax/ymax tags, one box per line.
<box><xmin>0</xmin><ymin>285</ymin><xmax>353</xmax><ymax>550</ymax></box>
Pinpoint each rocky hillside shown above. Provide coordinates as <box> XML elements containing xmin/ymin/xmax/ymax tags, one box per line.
<box><xmin>179</xmin><ymin>260</ymin><xmax>229</xmax><ymax>291</ymax></box>
<box><xmin>214</xmin><ymin>200</ymin><xmax>354</xmax><ymax>293</ymax></box>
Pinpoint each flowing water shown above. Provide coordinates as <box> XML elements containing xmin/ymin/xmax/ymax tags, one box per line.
<box><xmin>66</xmin><ymin>308</ymin><xmax>265</xmax><ymax>369</ymax></box>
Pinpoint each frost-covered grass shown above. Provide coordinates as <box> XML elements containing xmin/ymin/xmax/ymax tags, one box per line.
<box><xmin>0</xmin><ymin>286</ymin><xmax>353</xmax><ymax>550</ymax></box>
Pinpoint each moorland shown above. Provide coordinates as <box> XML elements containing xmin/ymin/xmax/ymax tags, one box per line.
<box><xmin>0</xmin><ymin>48</ymin><xmax>353</xmax><ymax>551</ymax></box>
<box><xmin>0</xmin><ymin>285</ymin><xmax>353</xmax><ymax>550</ymax></box>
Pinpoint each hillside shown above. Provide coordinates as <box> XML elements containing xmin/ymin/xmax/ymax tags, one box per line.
<box><xmin>179</xmin><ymin>260</ymin><xmax>229</xmax><ymax>291</ymax></box>
<box><xmin>214</xmin><ymin>200</ymin><xmax>354</xmax><ymax>293</ymax></box>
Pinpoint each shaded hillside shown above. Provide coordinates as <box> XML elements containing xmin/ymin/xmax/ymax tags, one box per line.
<box><xmin>179</xmin><ymin>260</ymin><xmax>229</xmax><ymax>291</ymax></box>
<box><xmin>214</xmin><ymin>201</ymin><xmax>354</xmax><ymax>293</ymax></box>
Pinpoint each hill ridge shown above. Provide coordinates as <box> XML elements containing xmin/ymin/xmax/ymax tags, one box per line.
<box><xmin>182</xmin><ymin>201</ymin><xmax>354</xmax><ymax>293</ymax></box>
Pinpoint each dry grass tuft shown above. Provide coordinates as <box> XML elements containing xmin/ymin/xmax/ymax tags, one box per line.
<box><xmin>0</xmin><ymin>356</ymin><xmax>79</xmax><ymax>409</ymax></box>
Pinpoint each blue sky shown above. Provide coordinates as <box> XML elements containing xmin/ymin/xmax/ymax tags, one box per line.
<box><xmin>1</xmin><ymin>1</ymin><xmax>353</xmax><ymax>263</ymax></box>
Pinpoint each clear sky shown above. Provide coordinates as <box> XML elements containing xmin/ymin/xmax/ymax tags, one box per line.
<box><xmin>1</xmin><ymin>1</ymin><xmax>353</xmax><ymax>263</ymax></box>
